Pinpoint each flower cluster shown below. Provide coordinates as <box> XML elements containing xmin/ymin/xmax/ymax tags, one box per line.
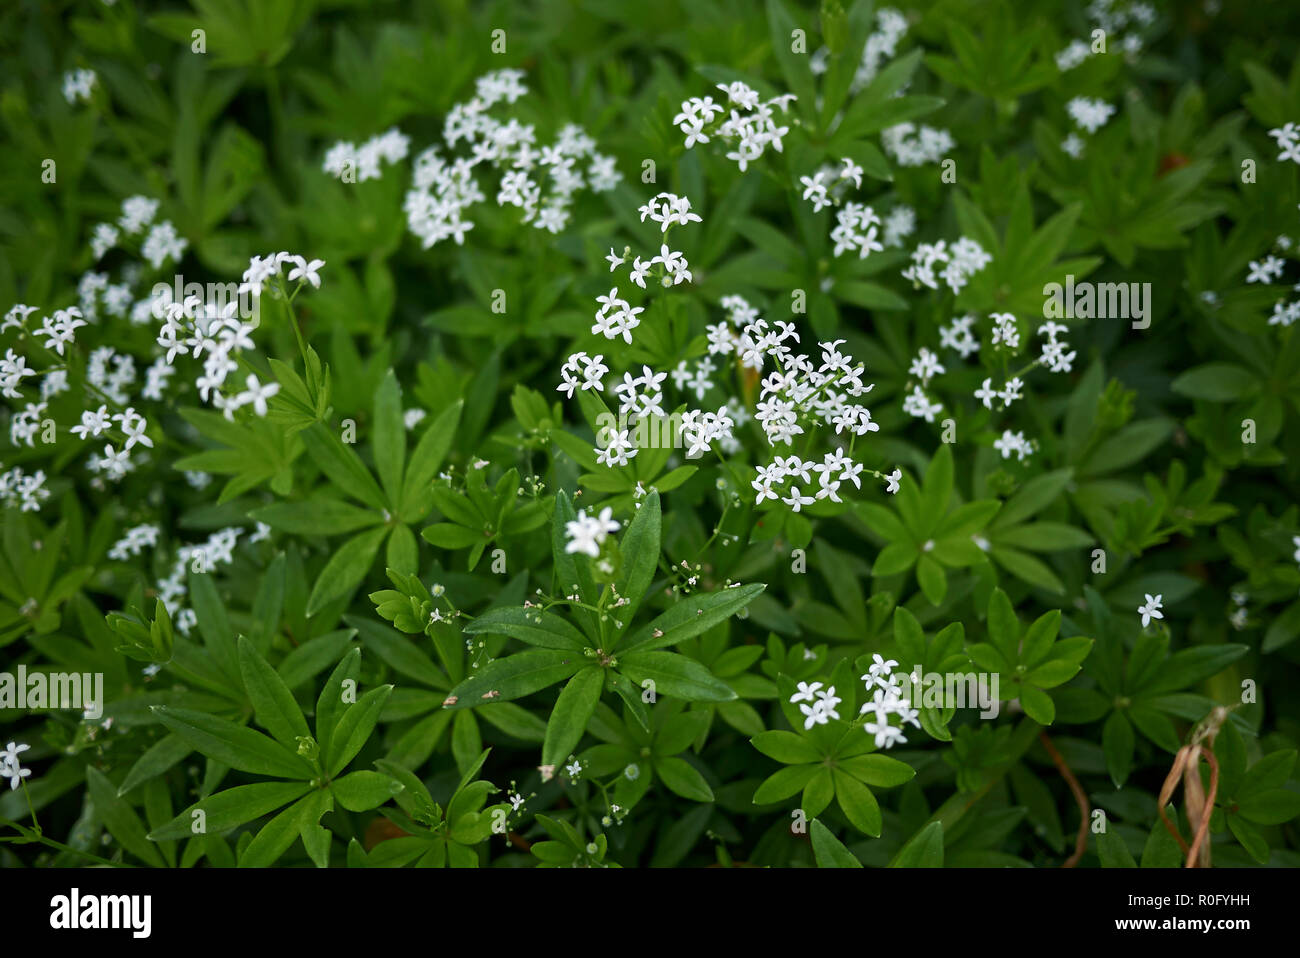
<box><xmin>0</xmin><ymin>466</ymin><xmax>49</xmax><ymax>512</ymax></box>
<box><xmin>790</xmin><ymin>680</ymin><xmax>842</xmax><ymax>729</ymax></box>
<box><xmin>992</xmin><ymin>429</ymin><xmax>1033</xmax><ymax>461</ymax></box>
<box><xmin>1245</xmin><ymin>236</ymin><xmax>1300</xmax><ymax>328</ymax></box>
<box><xmin>557</xmin><ymin>351</ymin><xmax>610</xmax><ymax>399</ymax></box>
<box><xmin>1067</xmin><ymin>96</ymin><xmax>1116</xmax><ymax>134</ymax></box>
<box><xmin>593</xmin><ymin>191</ymin><xmax>700</xmax><ymax>346</ymax></box>
<box><xmin>858</xmin><ymin>655</ymin><xmax>920</xmax><ymax>749</ymax></box>
<box><xmin>62</xmin><ymin>69</ymin><xmax>96</xmax><ymax>105</ymax></box>
<box><xmin>881</xmin><ymin>122</ymin><xmax>954</xmax><ymax>167</ymax></box>
<box><xmin>882</xmin><ymin>205</ymin><xmax>918</xmax><ymax>248</ymax></box>
<box><xmin>108</xmin><ymin>523</ymin><xmax>161</xmax><ymax>561</ymax></box>
<box><xmin>810</xmin><ymin>7</ymin><xmax>909</xmax><ymax>93</ymax></box>
<box><xmin>1057</xmin><ymin>1</ymin><xmax>1153</xmax><ymax>70</ymax></box>
<box><xmin>901</xmin><ymin>237</ymin><xmax>991</xmax><ymax>294</ymax></box>
<box><xmin>399</xmin><ymin>69</ymin><xmax>619</xmax><ymax>248</ymax></box>
<box><xmin>675</xmin><ymin>82</ymin><xmax>796</xmax><ymax>171</ymax></box>
<box><xmin>84</xmin><ymin>195</ymin><xmax>186</xmax><ymax>270</ymax></box>
<box><xmin>903</xmin><ymin>311</ymin><xmax>1076</xmax><ymax>461</ymax></box>
<box><xmin>1269</xmin><ymin>122</ymin><xmax>1300</xmax><ymax>166</ymax></box>
<box><xmin>323</xmin><ymin>127</ymin><xmax>410</xmax><ymax>181</ymax></box>
<box><xmin>798</xmin><ymin>158</ymin><xmax>893</xmax><ymax>259</ymax></box>
<box><xmin>156</xmin><ymin>251</ymin><xmax>326</xmax><ymax>421</ymax></box>
<box><xmin>832</xmin><ymin>202</ymin><xmax>882</xmax><ymax>259</ymax></box>
<box><xmin>753</xmin><ymin>451</ymin><xmax>896</xmax><ymax>511</ymax></box>
<box><xmin>154</xmin><ymin>525</ymin><xmax>269</xmax><ymax>632</ymax></box>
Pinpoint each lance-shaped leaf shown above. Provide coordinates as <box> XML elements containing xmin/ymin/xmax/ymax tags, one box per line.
<box><xmin>618</xmin><ymin>650</ymin><xmax>736</xmax><ymax>703</ymax></box>
<box><xmin>300</xmin><ymin>422</ymin><xmax>387</xmax><ymax>511</ymax></box>
<box><xmin>811</xmin><ymin>819</ymin><xmax>863</xmax><ymax>868</ymax></box>
<box><xmin>401</xmin><ymin>401</ymin><xmax>463</xmax><ymax>521</ymax></box>
<box><xmin>327</xmin><ymin>684</ymin><xmax>394</xmax><ymax>777</ymax></box>
<box><xmin>151</xmin><ymin>705</ymin><xmax>312</xmax><ymax>779</ymax></box>
<box><xmin>331</xmin><ymin>769</ymin><xmax>404</xmax><ymax>812</ymax></box>
<box><xmin>613</xmin><ymin>490</ymin><xmax>660</xmax><ymax>625</ymax></box>
<box><xmin>305</xmin><ymin>525</ymin><xmax>389</xmax><ymax>616</ymax></box>
<box><xmin>541</xmin><ymin>667</ymin><xmax>605</xmax><ymax>768</ymax></box>
<box><xmin>464</xmin><ymin>606</ymin><xmax>588</xmax><ymax>651</ymax></box>
<box><xmin>442</xmin><ymin>649</ymin><xmax>583</xmax><ymax>709</ymax></box>
<box><xmin>86</xmin><ymin>768</ymin><xmax>166</xmax><ymax>867</ymax></box>
<box><xmin>238</xmin><ymin>789</ymin><xmax>333</xmax><ymax>868</ymax></box>
<box><xmin>149</xmin><ymin>781</ymin><xmax>312</xmax><ymax>841</ymax></box>
<box><xmin>617</xmin><ymin>583</ymin><xmax>766</xmax><ymax>654</ymax></box>
<box><xmin>372</xmin><ymin>370</ymin><xmax>405</xmax><ymax>508</ymax></box>
<box><xmin>238</xmin><ymin>635</ymin><xmax>310</xmax><ymax>748</ymax></box>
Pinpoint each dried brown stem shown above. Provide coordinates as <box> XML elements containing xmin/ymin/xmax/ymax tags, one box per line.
<box><xmin>1157</xmin><ymin>744</ymin><xmax>1220</xmax><ymax>868</ymax></box>
<box><xmin>1039</xmin><ymin>732</ymin><xmax>1089</xmax><ymax>868</ymax></box>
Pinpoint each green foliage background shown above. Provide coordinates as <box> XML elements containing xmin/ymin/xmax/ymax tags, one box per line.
<box><xmin>2</xmin><ymin>0</ymin><xmax>1299</xmax><ymax>868</ymax></box>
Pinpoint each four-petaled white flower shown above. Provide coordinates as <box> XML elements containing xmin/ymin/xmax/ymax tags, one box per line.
<box><xmin>1138</xmin><ymin>593</ymin><xmax>1164</xmax><ymax>628</ymax></box>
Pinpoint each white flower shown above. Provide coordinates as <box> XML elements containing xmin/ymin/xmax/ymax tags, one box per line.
<box><xmin>1137</xmin><ymin>593</ymin><xmax>1164</xmax><ymax>629</ymax></box>
<box><xmin>235</xmin><ymin>375</ymin><xmax>281</xmax><ymax>417</ymax></box>
<box><xmin>564</xmin><ymin>508</ymin><xmax>620</xmax><ymax>557</ymax></box>
<box><xmin>789</xmin><ymin>680</ymin><xmax>824</xmax><ymax>704</ymax></box>
<box><xmin>287</xmin><ymin>257</ymin><xmax>325</xmax><ymax>288</ymax></box>
<box><xmin>71</xmin><ymin>405</ymin><xmax>112</xmax><ymax>440</ymax></box>
<box><xmin>1</xmin><ymin>741</ymin><xmax>32</xmax><ymax>790</ymax></box>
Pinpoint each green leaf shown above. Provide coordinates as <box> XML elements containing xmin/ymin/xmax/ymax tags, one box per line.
<box><xmin>149</xmin><ymin>782</ymin><xmax>312</xmax><ymax>841</ymax></box>
<box><xmin>443</xmin><ymin>649</ymin><xmax>581</xmax><ymax>707</ymax></box>
<box><xmin>833</xmin><ymin>770</ymin><xmax>882</xmax><ymax>836</ymax></box>
<box><xmin>618</xmin><ymin>650</ymin><xmax>737</xmax><ymax>703</ymax></box>
<box><xmin>753</xmin><ymin>764</ymin><xmax>821</xmax><ymax>804</ymax></box>
<box><xmin>86</xmin><ymin>768</ymin><xmax>166</xmax><ymax>867</ymax></box>
<box><xmin>1170</xmin><ymin>363</ymin><xmax>1260</xmax><ymax>402</ymax></box>
<box><xmin>239</xmin><ymin>790</ymin><xmax>332</xmax><ymax>867</ymax></box>
<box><xmin>400</xmin><ymin>401</ymin><xmax>463</xmax><ymax>520</ymax></box>
<box><xmin>655</xmin><ymin>756</ymin><xmax>714</xmax><ymax>802</ymax></box>
<box><xmin>751</xmin><ymin>730</ymin><xmax>822</xmax><ymax>764</ymax></box>
<box><xmin>810</xmin><ymin>819</ymin><xmax>862</xmax><ymax>868</ymax></box>
<box><xmin>994</xmin><ymin>469</ymin><xmax>1074</xmax><ymax>527</ymax></box>
<box><xmin>152</xmin><ymin>706</ymin><xmax>311</xmax><ymax>779</ymax></box>
<box><xmin>542</xmin><ymin>667</ymin><xmax>605</xmax><ymax>768</ymax></box>
<box><xmin>1096</xmin><ymin>827</ymin><xmax>1135</xmax><ymax>867</ymax></box>
<box><xmin>373</xmin><ymin>370</ymin><xmax>405</xmax><ymax>508</ymax></box>
<box><xmin>1236</xmin><ymin>789</ymin><xmax>1300</xmax><ymax>825</ymax></box>
<box><xmin>327</xmin><ymin>684</ymin><xmax>394</xmax><ymax>777</ymax></box>
<box><xmin>618</xmin><ymin>583</ymin><xmax>765</xmax><ymax>654</ymax></box>
<box><xmin>919</xmin><ymin>444</ymin><xmax>954</xmax><ymax>534</ymax></box>
<box><xmin>986</xmin><ymin>588</ymin><xmax>1020</xmax><ymax>663</ymax></box>
<box><xmin>1103</xmin><ymin>711</ymin><xmax>1135</xmax><ymax>787</ymax></box>
<box><xmin>1142</xmin><ymin>644</ymin><xmax>1249</xmax><ymax>695</ymax></box>
<box><xmin>305</xmin><ymin>525</ymin><xmax>389</xmax><ymax>616</ymax></box>
<box><xmin>463</xmin><ymin>606</ymin><xmax>588</xmax><ymax>651</ymax></box>
<box><xmin>838</xmin><ymin>753</ymin><xmax>916</xmax><ymax>788</ymax></box>
<box><xmin>300</xmin><ymin>423</ymin><xmax>387</xmax><ymax>511</ymax></box>
<box><xmin>238</xmin><ymin>635</ymin><xmax>310</xmax><ymax>748</ymax></box>
<box><xmin>1018</xmin><ymin>685</ymin><xmax>1056</xmax><ymax>725</ymax></box>
<box><xmin>889</xmin><ymin>821</ymin><xmax>944</xmax><ymax>867</ymax></box>
<box><xmin>615</xmin><ymin>491</ymin><xmax>660</xmax><ymax>624</ymax></box>
<box><xmin>251</xmin><ymin>498</ymin><xmax>383</xmax><ymax>536</ymax></box>
<box><xmin>331</xmin><ymin>770</ymin><xmax>404</xmax><ymax>812</ymax></box>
